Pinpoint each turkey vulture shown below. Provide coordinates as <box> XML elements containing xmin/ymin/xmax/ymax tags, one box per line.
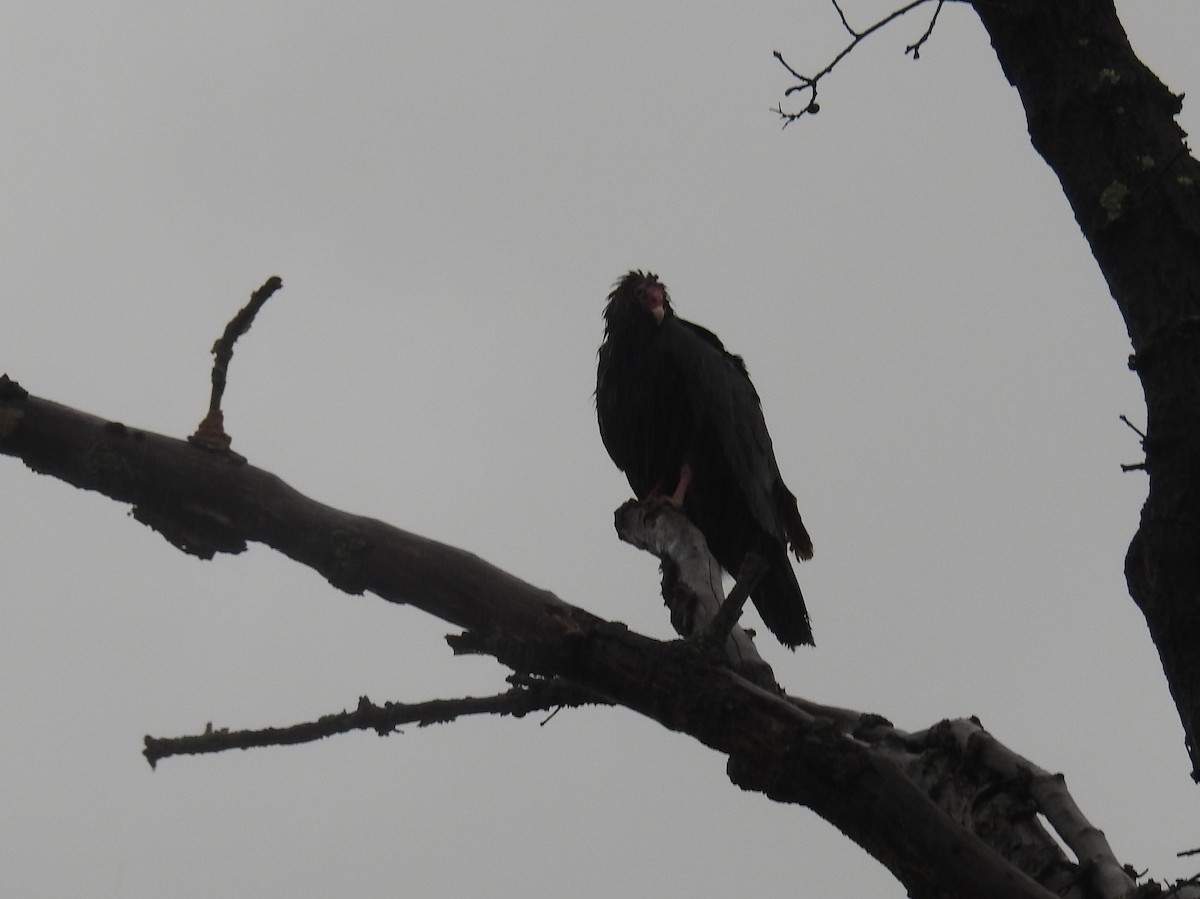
<box><xmin>596</xmin><ymin>270</ymin><xmax>814</xmax><ymax>647</ymax></box>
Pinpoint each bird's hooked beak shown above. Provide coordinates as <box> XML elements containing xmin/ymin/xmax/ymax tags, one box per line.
<box><xmin>641</xmin><ymin>281</ymin><xmax>667</xmax><ymax>324</ymax></box>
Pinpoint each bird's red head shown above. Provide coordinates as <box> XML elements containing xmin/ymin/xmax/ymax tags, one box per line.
<box><xmin>639</xmin><ymin>279</ymin><xmax>667</xmax><ymax>322</ymax></box>
<box><xmin>618</xmin><ymin>271</ymin><xmax>669</xmax><ymax>323</ymax></box>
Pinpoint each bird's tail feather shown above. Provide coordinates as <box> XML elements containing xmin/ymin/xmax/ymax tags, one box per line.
<box><xmin>775</xmin><ymin>483</ymin><xmax>813</xmax><ymax>562</ymax></box>
<box><xmin>750</xmin><ymin>551</ymin><xmax>813</xmax><ymax>648</ymax></box>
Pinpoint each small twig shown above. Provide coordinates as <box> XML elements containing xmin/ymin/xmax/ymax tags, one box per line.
<box><xmin>697</xmin><ymin>553</ymin><xmax>767</xmax><ymax>648</ymax></box>
<box><xmin>143</xmin><ymin>678</ymin><xmax>603</xmax><ymax>767</ymax></box>
<box><xmin>773</xmin><ymin>0</ymin><xmax>950</xmax><ymax>124</ymax></box>
<box><xmin>1119</xmin><ymin>414</ymin><xmax>1147</xmax><ymax>441</ymax></box>
<box><xmin>189</xmin><ymin>276</ymin><xmax>283</xmax><ymax>451</ymax></box>
<box><xmin>831</xmin><ymin>0</ymin><xmax>856</xmax><ymax>36</ymax></box>
<box><xmin>1119</xmin><ymin>414</ymin><xmax>1148</xmax><ymax>472</ymax></box>
<box><xmin>905</xmin><ymin>0</ymin><xmax>945</xmax><ymax>59</ymax></box>
<box><xmin>1178</xmin><ymin>848</ymin><xmax>1200</xmax><ymax>858</ymax></box>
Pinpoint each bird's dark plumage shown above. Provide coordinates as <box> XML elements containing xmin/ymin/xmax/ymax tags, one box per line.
<box><xmin>596</xmin><ymin>270</ymin><xmax>814</xmax><ymax>647</ymax></box>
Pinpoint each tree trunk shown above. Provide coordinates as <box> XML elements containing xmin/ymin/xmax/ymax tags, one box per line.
<box><xmin>970</xmin><ymin>0</ymin><xmax>1200</xmax><ymax>780</ymax></box>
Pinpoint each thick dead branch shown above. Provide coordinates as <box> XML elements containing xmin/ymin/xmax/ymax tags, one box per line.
<box><xmin>0</xmin><ymin>380</ymin><xmax>1149</xmax><ymax>898</ymax></box>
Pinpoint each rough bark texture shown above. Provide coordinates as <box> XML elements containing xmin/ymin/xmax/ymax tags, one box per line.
<box><xmin>2</xmin><ymin>382</ymin><xmax>1080</xmax><ymax>899</ymax></box>
<box><xmin>969</xmin><ymin>0</ymin><xmax>1200</xmax><ymax>779</ymax></box>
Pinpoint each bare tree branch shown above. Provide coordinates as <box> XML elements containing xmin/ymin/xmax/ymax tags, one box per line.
<box><xmin>144</xmin><ymin>677</ymin><xmax>605</xmax><ymax>767</ymax></box>
<box><xmin>772</xmin><ymin>0</ymin><xmax>952</xmax><ymax>124</ymax></box>
<box><xmin>0</xmin><ymin>380</ymin><xmax>1142</xmax><ymax>899</ymax></box>
<box><xmin>905</xmin><ymin>0</ymin><xmax>945</xmax><ymax>60</ymax></box>
<box><xmin>190</xmin><ymin>275</ymin><xmax>283</xmax><ymax>452</ymax></box>
<box><xmin>697</xmin><ymin>552</ymin><xmax>766</xmax><ymax>650</ymax></box>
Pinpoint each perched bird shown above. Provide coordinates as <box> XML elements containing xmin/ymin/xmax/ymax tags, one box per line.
<box><xmin>596</xmin><ymin>270</ymin><xmax>814</xmax><ymax>647</ymax></box>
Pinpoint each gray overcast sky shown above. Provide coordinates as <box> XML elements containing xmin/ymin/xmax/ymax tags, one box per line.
<box><xmin>2</xmin><ymin>2</ymin><xmax>1197</xmax><ymax>896</ymax></box>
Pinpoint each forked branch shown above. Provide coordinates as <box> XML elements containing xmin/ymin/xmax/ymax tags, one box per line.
<box><xmin>773</xmin><ymin>0</ymin><xmax>950</xmax><ymax>124</ymax></box>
